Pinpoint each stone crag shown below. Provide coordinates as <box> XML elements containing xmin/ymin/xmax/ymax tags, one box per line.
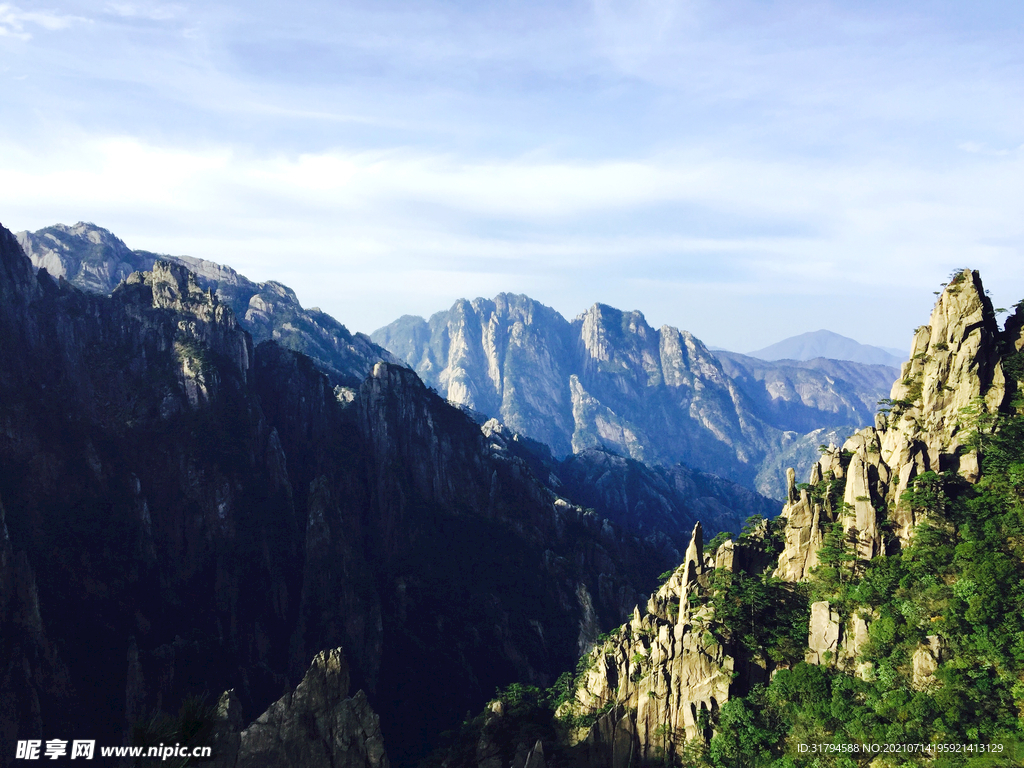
<box><xmin>776</xmin><ymin>269</ymin><xmax>1017</xmax><ymax>582</ymax></box>
<box><xmin>213</xmin><ymin>648</ymin><xmax>389</xmax><ymax>768</ymax></box>
<box><xmin>559</xmin><ymin>524</ymin><xmax>733</xmax><ymax>768</ymax></box>
<box><xmin>773</xmin><ymin>268</ymin><xmax>1023</xmax><ymax>678</ymax></box>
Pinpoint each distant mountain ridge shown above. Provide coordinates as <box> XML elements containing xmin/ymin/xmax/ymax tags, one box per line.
<box><xmin>746</xmin><ymin>328</ymin><xmax>905</xmax><ymax>367</ymax></box>
<box><xmin>16</xmin><ymin>222</ymin><xmax>397</xmax><ymax>385</ymax></box>
<box><xmin>373</xmin><ymin>297</ymin><xmax>900</xmax><ymax>498</ymax></box>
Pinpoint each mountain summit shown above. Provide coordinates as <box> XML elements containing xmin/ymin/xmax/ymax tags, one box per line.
<box><xmin>746</xmin><ymin>328</ymin><xmax>904</xmax><ymax>367</ymax></box>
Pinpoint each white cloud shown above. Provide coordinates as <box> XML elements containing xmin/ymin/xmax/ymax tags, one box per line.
<box><xmin>2</xmin><ymin>134</ymin><xmax>1021</xmax><ymax>336</ymax></box>
<box><xmin>0</xmin><ymin>3</ymin><xmax>83</xmax><ymax>38</ymax></box>
<box><xmin>104</xmin><ymin>2</ymin><xmax>182</xmax><ymax>22</ymax></box>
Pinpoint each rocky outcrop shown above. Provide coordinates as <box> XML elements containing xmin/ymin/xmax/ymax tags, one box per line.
<box><xmin>558</xmin><ymin>525</ymin><xmax>734</xmax><ymax>766</ymax></box>
<box><xmin>805</xmin><ymin>601</ymin><xmax>841</xmax><ymax>666</ymax></box>
<box><xmin>772</xmin><ymin>269</ymin><xmax>1023</xmax><ymax>686</ymax></box>
<box><xmin>16</xmin><ymin>222</ymin><xmax>152</xmax><ymax>293</ymax></box>
<box><xmin>775</xmin><ymin>269</ymin><xmax>1013</xmax><ymax>584</ymax></box>
<box><xmin>214</xmin><ymin>648</ymin><xmax>388</xmax><ymax>768</ymax></box>
<box><xmin>880</xmin><ymin>270</ymin><xmax>1010</xmax><ymax>536</ymax></box>
<box><xmin>911</xmin><ymin>636</ymin><xmax>946</xmax><ymax>691</ymax></box>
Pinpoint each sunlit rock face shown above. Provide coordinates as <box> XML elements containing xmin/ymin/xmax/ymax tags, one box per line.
<box><xmin>546</xmin><ymin>524</ymin><xmax>732</xmax><ymax>767</ymax></box>
<box><xmin>775</xmin><ymin>268</ymin><xmax>1013</xmax><ymax>585</ymax></box>
<box><xmin>771</xmin><ymin>269</ymin><xmax>1022</xmax><ymax>681</ymax></box>
<box><xmin>376</xmin><ymin>297</ymin><xmax>772</xmax><ymax>486</ymax></box>
<box><xmin>375</xmin><ymin>295</ymin><xmax>898</xmax><ymax>498</ymax></box>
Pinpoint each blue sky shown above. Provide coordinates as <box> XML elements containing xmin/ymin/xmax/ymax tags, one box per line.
<box><xmin>1</xmin><ymin>0</ymin><xmax>1022</xmax><ymax>351</ymax></box>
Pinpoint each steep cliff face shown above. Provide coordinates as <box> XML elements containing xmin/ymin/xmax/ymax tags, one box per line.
<box><xmin>0</xmin><ymin>223</ymin><xmax>674</xmax><ymax>768</ymax></box>
<box><xmin>373</xmin><ymin>295</ymin><xmax>577</xmax><ymax>456</ymax></box>
<box><xmin>375</xmin><ymin>298</ymin><xmax>775</xmax><ymax>487</ymax></box>
<box><xmin>775</xmin><ymin>269</ymin><xmax>1014</xmax><ymax>582</ymax></box>
<box><xmin>16</xmin><ymin>222</ymin><xmax>396</xmax><ymax>384</ymax></box>
<box><xmin>559</xmin><ymin>525</ymin><xmax>733</xmax><ymax>767</ymax></box>
<box><xmin>374</xmin><ymin>297</ymin><xmax>898</xmax><ymax>497</ymax></box>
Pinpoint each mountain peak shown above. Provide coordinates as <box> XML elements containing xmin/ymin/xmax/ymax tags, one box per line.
<box><xmin>747</xmin><ymin>328</ymin><xmax>904</xmax><ymax>367</ymax></box>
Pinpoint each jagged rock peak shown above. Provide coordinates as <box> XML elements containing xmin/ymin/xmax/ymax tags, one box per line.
<box><xmin>117</xmin><ymin>260</ymin><xmax>254</xmax><ymax>386</ymax></box>
<box><xmin>125</xmin><ymin>260</ymin><xmax>219</xmax><ymax>311</ymax></box>
<box><xmin>548</xmin><ymin>522</ymin><xmax>743</xmax><ymax>767</ymax></box>
<box><xmin>215</xmin><ymin>648</ymin><xmax>389</xmax><ymax>768</ymax></box>
<box><xmin>775</xmin><ymin>268</ymin><xmax>1017</xmax><ymax>580</ymax></box>
<box><xmin>881</xmin><ymin>268</ymin><xmax>1007</xmax><ymax>483</ymax></box>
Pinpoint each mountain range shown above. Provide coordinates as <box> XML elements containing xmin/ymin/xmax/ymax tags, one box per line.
<box><xmin>17</xmin><ymin>223</ymin><xmax>898</xmax><ymax>501</ymax></box>
<box><xmin>372</xmin><ymin>297</ymin><xmax>898</xmax><ymax>497</ymax></box>
<box><xmin>16</xmin><ymin>222</ymin><xmax>396</xmax><ymax>386</ymax></box>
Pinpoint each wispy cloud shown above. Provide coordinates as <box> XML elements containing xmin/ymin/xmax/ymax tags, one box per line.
<box><xmin>2</xmin><ymin>131</ymin><xmax>1021</xmax><ymax>345</ymax></box>
<box><xmin>104</xmin><ymin>2</ymin><xmax>182</xmax><ymax>22</ymax></box>
<box><xmin>0</xmin><ymin>3</ymin><xmax>84</xmax><ymax>39</ymax></box>
<box><xmin>0</xmin><ymin>1</ymin><xmax>1022</xmax><ymax>348</ymax></box>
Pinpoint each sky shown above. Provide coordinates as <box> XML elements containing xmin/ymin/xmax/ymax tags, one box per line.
<box><xmin>1</xmin><ymin>0</ymin><xmax>1022</xmax><ymax>352</ymax></box>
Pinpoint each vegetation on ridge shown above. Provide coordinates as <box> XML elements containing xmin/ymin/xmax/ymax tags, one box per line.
<box><xmin>427</xmin><ymin>365</ymin><xmax>1024</xmax><ymax>768</ymax></box>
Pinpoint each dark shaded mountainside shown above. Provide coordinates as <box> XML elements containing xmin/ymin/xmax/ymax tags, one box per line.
<box><xmin>434</xmin><ymin>270</ymin><xmax>1024</xmax><ymax>768</ymax></box>
<box><xmin>0</xmin><ymin>222</ymin><xmax>658</xmax><ymax>767</ymax></box>
<box><xmin>15</xmin><ymin>222</ymin><xmax>778</xmax><ymax>548</ymax></box>
<box><xmin>372</xmin><ymin>297</ymin><xmax>898</xmax><ymax>498</ymax></box>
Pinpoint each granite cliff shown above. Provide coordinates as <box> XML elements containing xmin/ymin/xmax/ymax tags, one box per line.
<box><xmin>775</xmin><ymin>268</ymin><xmax>1018</xmax><ymax>582</ymax></box>
<box><xmin>373</xmin><ymin>296</ymin><xmax>897</xmax><ymax>498</ymax></box>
